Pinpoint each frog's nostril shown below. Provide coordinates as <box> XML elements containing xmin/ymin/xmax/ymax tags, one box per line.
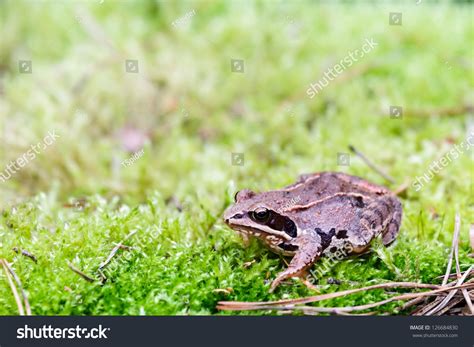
<box><xmin>232</xmin><ymin>213</ymin><xmax>244</xmax><ymax>219</ymax></box>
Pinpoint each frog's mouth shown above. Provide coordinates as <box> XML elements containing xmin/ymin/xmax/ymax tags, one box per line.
<box><xmin>224</xmin><ymin>221</ymin><xmax>292</xmax><ymax>242</ymax></box>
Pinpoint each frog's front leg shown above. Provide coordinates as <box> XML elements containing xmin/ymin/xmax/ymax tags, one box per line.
<box><xmin>270</xmin><ymin>229</ymin><xmax>322</xmax><ymax>292</ymax></box>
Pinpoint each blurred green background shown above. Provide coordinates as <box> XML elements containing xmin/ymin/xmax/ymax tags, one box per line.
<box><xmin>0</xmin><ymin>0</ymin><xmax>472</xmax><ymax>315</ymax></box>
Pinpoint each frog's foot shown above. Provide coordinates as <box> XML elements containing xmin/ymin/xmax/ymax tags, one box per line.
<box><xmin>270</xmin><ymin>269</ymin><xmax>304</xmax><ymax>293</ymax></box>
<box><xmin>299</xmin><ymin>276</ymin><xmax>320</xmax><ymax>292</ymax></box>
<box><xmin>269</xmin><ymin>230</ymin><xmax>322</xmax><ymax>292</ymax></box>
<box><xmin>270</xmin><ymin>270</ymin><xmax>319</xmax><ymax>293</ymax></box>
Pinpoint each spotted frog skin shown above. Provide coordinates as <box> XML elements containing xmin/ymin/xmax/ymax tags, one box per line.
<box><xmin>223</xmin><ymin>172</ymin><xmax>402</xmax><ymax>292</ymax></box>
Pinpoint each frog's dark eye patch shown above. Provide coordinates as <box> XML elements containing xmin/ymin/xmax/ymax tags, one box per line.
<box><xmin>282</xmin><ymin>218</ymin><xmax>297</xmax><ymax>238</ymax></box>
<box><xmin>278</xmin><ymin>242</ymin><xmax>299</xmax><ymax>252</ymax></box>
<box><xmin>250</xmin><ymin>209</ymin><xmax>297</xmax><ymax>238</ymax></box>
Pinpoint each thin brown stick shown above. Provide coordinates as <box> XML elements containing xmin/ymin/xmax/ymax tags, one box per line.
<box><xmin>12</xmin><ymin>247</ymin><xmax>38</xmax><ymax>263</ymax></box>
<box><xmin>98</xmin><ymin>230</ymin><xmax>138</xmax><ymax>272</ymax></box>
<box><xmin>435</xmin><ymin>271</ymin><xmax>474</xmax><ymax>281</ymax></box>
<box><xmin>332</xmin><ymin>311</ymin><xmax>377</xmax><ymax>316</ymax></box>
<box><xmin>412</xmin><ymin>296</ymin><xmax>444</xmax><ymax>316</ymax></box>
<box><xmin>21</xmin><ymin>250</ymin><xmax>37</xmax><ymax>263</ymax></box>
<box><xmin>1</xmin><ymin>259</ymin><xmax>24</xmax><ymax>315</ymax></box>
<box><xmin>453</xmin><ymin>216</ymin><xmax>474</xmax><ymax>314</ymax></box>
<box><xmin>442</xmin><ymin>214</ymin><xmax>462</xmax><ymax>286</ymax></box>
<box><xmin>393</xmin><ymin>181</ymin><xmax>409</xmax><ymax>196</ymax></box>
<box><xmin>67</xmin><ymin>262</ymin><xmax>95</xmax><ymax>282</ymax></box>
<box><xmin>218</xmin><ymin>282</ymin><xmax>474</xmax><ymax>313</ymax></box>
<box><xmin>411</xmin><ymin>271</ymin><xmax>474</xmax><ymax>316</ymax></box>
<box><xmin>1</xmin><ymin>259</ymin><xmax>31</xmax><ymax>315</ymax></box>
<box><xmin>401</xmin><ymin>296</ymin><xmax>427</xmax><ymax>311</ymax></box>
<box><xmin>404</xmin><ymin>104</ymin><xmax>472</xmax><ymax>118</ymax></box>
<box><xmin>411</xmin><ymin>277</ymin><xmax>472</xmax><ymax>315</ymax></box>
<box><xmin>218</xmin><ymin>281</ymin><xmax>440</xmax><ymax>309</ymax></box>
<box><xmin>116</xmin><ymin>244</ymin><xmax>133</xmax><ymax>251</ymax></box>
<box><xmin>470</xmin><ymin>224</ymin><xmax>474</xmax><ymax>253</ymax></box>
<box><xmin>453</xmin><ymin>214</ymin><xmax>462</xmax><ymax>277</ymax></box>
<box><xmin>426</xmin><ymin>266</ymin><xmax>473</xmax><ymax>315</ymax></box>
<box><xmin>435</xmin><ymin>296</ymin><xmax>466</xmax><ymax>316</ymax></box>
<box><xmin>431</xmin><ymin>214</ymin><xmax>473</xmax><ymax>315</ymax></box>
<box><xmin>348</xmin><ymin>145</ymin><xmax>396</xmax><ymax>184</ymax></box>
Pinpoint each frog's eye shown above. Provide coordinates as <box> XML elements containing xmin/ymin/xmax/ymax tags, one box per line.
<box><xmin>251</xmin><ymin>207</ymin><xmax>270</xmax><ymax>223</ymax></box>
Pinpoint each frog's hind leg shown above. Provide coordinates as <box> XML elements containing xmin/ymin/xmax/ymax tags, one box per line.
<box><xmin>269</xmin><ymin>230</ymin><xmax>322</xmax><ymax>292</ymax></box>
<box><xmin>360</xmin><ymin>195</ymin><xmax>402</xmax><ymax>248</ymax></box>
<box><xmin>381</xmin><ymin>197</ymin><xmax>402</xmax><ymax>246</ymax></box>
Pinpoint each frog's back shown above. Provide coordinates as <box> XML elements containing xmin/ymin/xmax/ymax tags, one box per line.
<box><xmin>282</xmin><ymin>171</ymin><xmax>390</xmax><ymax>207</ymax></box>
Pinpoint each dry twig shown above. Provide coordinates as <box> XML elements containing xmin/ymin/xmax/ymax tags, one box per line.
<box><xmin>412</xmin><ymin>214</ymin><xmax>472</xmax><ymax>316</ymax></box>
<box><xmin>1</xmin><ymin>259</ymin><xmax>24</xmax><ymax>315</ymax></box>
<box><xmin>453</xmin><ymin>215</ymin><xmax>473</xmax><ymax>314</ymax></box>
<box><xmin>404</xmin><ymin>104</ymin><xmax>472</xmax><ymax>118</ymax></box>
<box><xmin>67</xmin><ymin>262</ymin><xmax>95</xmax><ymax>283</ymax></box>
<box><xmin>1</xmin><ymin>259</ymin><xmax>31</xmax><ymax>315</ymax></box>
<box><xmin>348</xmin><ymin>145</ymin><xmax>396</xmax><ymax>184</ymax></box>
<box><xmin>426</xmin><ymin>266</ymin><xmax>473</xmax><ymax>315</ymax></box>
<box><xmin>218</xmin><ymin>282</ymin><xmax>474</xmax><ymax>313</ymax></box>
<box><xmin>469</xmin><ymin>224</ymin><xmax>474</xmax><ymax>258</ymax></box>
<box><xmin>98</xmin><ymin>230</ymin><xmax>138</xmax><ymax>272</ymax></box>
<box><xmin>442</xmin><ymin>214</ymin><xmax>462</xmax><ymax>286</ymax></box>
<box><xmin>97</xmin><ymin>230</ymin><xmax>138</xmax><ymax>283</ymax></box>
<box><xmin>13</xmin><ymin>247</ymin><xmax>38</xmax><ymax>263</ymax></box>
<box><xmin>218</xmin><ymin>281</ymin><xmax>439</xmax><ymax>310</ymax></box>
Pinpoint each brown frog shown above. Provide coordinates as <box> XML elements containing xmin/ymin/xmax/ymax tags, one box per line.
<box><xmin>223</xmin><ymin>172</ymin><xmax>402</xmax><ymax>292</ymax></box>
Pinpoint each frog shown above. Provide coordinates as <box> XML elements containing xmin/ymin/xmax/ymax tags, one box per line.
<box><xmin>223</xmin><ymin>172</ymin><xmax>402</xmax><ymax>292</ymax></box>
